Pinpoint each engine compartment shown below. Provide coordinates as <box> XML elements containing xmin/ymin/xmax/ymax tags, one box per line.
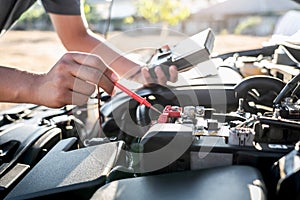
<box><xmin>1</xmin><ymin>41</ymin><xmax>300</xmax><ymax>199</ymax></box>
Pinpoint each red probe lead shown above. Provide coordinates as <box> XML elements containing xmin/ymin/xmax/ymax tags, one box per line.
<box><xmin>114</xmin><ymin>82</ymin><xmax>161</xmax><ymax>114</ymax></box>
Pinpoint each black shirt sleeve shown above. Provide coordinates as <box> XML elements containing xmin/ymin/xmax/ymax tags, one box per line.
<box><xmin>0</xmin><ymin>0</ymin><xmax>37</xmax><ymax>33</ymax></box>
<box><xmin>41</xmin><ymin>0</ymin><xmax>81</xmax><ymax>15</ymax></box>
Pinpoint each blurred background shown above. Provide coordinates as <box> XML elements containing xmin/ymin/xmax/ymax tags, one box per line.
<box><xmin>10</xmin><ymin>0</ymin><xmax>300</xmax><ymax>36</ymax></box>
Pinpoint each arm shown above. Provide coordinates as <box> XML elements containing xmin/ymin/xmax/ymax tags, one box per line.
<box><xmin>48</xmin><ymin>14</ymin><xmax>177</xmax><ymax>85</ymax></box>
<box><xmin>49</xmin><ymin>14</ymin><xmax>140</xmax><ymax>77</ymax></box>
<box><xmin>0</xmin><ymin>52</ymin><xmax>118</xmax><ymax>108</ymax></box>
<box><xmin>0</xmin><ymin>67</ymin><xmax>38</xmax><ymax>105</ymax></box>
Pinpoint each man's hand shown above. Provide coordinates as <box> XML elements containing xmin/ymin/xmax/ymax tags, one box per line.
<box><xmin>141</xmin><ymin>65</ymin><xmax>178</xmax><ymax>86</ymax></box>
<box><xmin>33</xmin><ymin>52</ymin><xmax>119</xmax><ymax>108</ymax></box>
<box><xmin>128</xmin><ymin>65</ymin><xmax>178</xmax><ymax>86</ymax></box>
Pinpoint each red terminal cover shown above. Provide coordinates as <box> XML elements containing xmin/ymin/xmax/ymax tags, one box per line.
<box><xmin>157</xmin><ymin>105</ymin><xmax>182</xmax><ymax>123</ymax></box>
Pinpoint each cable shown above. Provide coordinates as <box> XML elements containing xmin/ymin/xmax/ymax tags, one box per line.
<box><xmin>273</xmin><ymin>73</ymin><xmax>300</xmax><ymax>105</ymax></box>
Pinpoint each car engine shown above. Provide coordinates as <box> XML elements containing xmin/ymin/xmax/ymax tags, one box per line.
<box><xmin>1</xmin><ymin>37</ymin><xmax>300</xmax><ymax>200</ymax></box>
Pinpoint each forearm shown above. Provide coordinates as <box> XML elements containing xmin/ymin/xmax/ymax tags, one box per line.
<box><xmin>0</xmin><ymin>67</ymin><xmax>39</xmax><ymax>104</ymax></box>
<box><xmin>49</xmin><ymin>14</ymin><xmax>141</xmax><ymax>78</ymax></box>
<box><xmin>62</xmin><ymin>30</ymin><xmax>141</xmax><ymax>78</ymax></box>
<box><xmin>49</xmin><ymin>14</ymin><xmax>177</xmax><ymax>85</ymax></box>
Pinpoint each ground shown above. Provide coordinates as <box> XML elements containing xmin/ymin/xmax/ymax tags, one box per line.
<box><xmin>0</xmin><ymin>30</ymin><xmax>270</xmax><ymax>110</ymax></box>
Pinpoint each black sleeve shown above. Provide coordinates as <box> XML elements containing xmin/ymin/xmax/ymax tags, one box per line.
<box><xmin>41</xmin><ymin>0</ymin><xmax>81</xmax><ymax>15</ymax></box>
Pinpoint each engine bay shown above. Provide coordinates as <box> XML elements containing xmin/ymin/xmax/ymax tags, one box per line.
<box><xmin>1</xmin><ymin>37</ymin><xmax>300</xmax><ymax>199</ymax></box>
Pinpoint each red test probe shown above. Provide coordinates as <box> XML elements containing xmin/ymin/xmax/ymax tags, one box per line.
<box><xmin>114</xmin><ymin>82</ymin><xmax>161</xmax><ymax>114</ymax></box>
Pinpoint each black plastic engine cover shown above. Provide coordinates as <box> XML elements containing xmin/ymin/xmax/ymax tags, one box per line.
<box><xmin>5</xmin><ymin>138</ymin><xmax>125</xmax><ymax>200</ymax></box>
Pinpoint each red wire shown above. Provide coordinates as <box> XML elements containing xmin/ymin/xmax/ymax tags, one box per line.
<box><xmin>97</xmin><ymin>86</ymin><xmax>102</xmax><ymax>138</ymax></box>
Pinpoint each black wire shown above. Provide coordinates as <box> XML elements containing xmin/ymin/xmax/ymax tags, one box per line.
<box><xmin>291</xmin><ymin>82</ymin><xmax>300</xmax><ymax>99</ymax></box>
<box><xmin>104</xmin><ymin>0</ymin><xmax>114</xmax><ymax>39</ymax></box>
<box><xmin>273</xmin><ymin>73</ymin><xmax>300</xmax><ymax>105</ymax></box>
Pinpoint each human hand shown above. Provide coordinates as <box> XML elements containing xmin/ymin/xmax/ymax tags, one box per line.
<box><xmin>33</xmin><ymin>52</ymin><xmax>119</xmax><ymax>108</ymax></box>
<box><xmin>140</xmin><ymin>65</ymin><xmax>178</xmax><ymax>86</ymax></box>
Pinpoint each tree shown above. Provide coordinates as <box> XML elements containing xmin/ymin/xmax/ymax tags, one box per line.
<box><xmin>135</xmin><ymin>0</ymin><xmax>190</xmax><ymax>36</ymax></box>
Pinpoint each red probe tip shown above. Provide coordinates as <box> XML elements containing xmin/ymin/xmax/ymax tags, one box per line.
<box><xmin>150</xmin><ymin>106</ymin><xmax>162</xmax><ymax>114</ymax></box>
<box><xmin>114</xmin><ymin>82</ymin><xmax>161</xmax><ymax>114</ymax></box>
